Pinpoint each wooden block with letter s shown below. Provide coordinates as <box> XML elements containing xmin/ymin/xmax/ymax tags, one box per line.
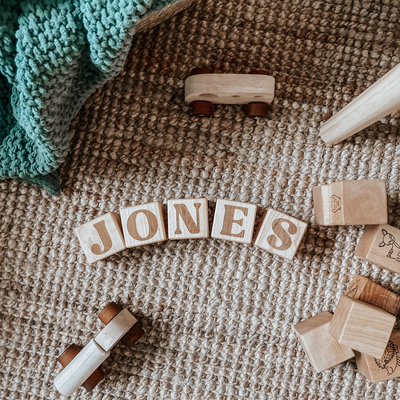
<box><xmin>355</xmin><ymin>329</ymin><xmax>400</xmax><ymax>383</ymax></box>
<box><xmin>344</xmin><ymin>274</ymin><xmax>400</xmax><ymax>316</ymax></box>
<box><xmin>167</xmin><ymin>198</ymin><xmax>209</xmax><ymax>240</ymax></box>
<box><xmin>328</xmin><ymin>295</ymin><xmax>396</xmax><ymax>359</ymax></box>
<box><xmin>120</xmin><ymin>202</ymin><xmax>167</xmax><ymax>247</ymax></box>
<box><xmin>294</xmin><ymin>311</ymin><xmax>354</xmax><ymax>373</ymax></box>
<box><xmin>211</xmin><ymin>199</ymin><xmax>257</xmax><ymax>244</ymax></box>
<box><xmin>355</xmin><ymin>224</ymin><xmax>400</xmax><ymax>276</ymax></box>
<box><xmin>74</xmin><ymin>212</ymin><xmax>126</xmax><ymax>264</ymax></box>
<box><xmin>313</xmin><ymin>179</ymin><xmax>387</xmax><ymax>226</ymax></box>
<box><xmin>254</xmin><ymin>209</ymin><xmax>307</xmax><ymax>260</ymax></box>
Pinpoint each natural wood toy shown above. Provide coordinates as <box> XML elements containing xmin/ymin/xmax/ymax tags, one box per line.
<box><xmin>120</xmin><ymin>202</ymin><xmax>167</xmax><ymax>248</ymax></box>
<box><xmin>167</xmin><ymin>198</ymin><xmax>209</xmax><ymax>240</ymax></box>
<box><xmin>254</xmin><ymin>209</ymin><xmax>307</xmax><ymax>260</ymax></box>
<box><xmin>344</xmin><ymin>274</ymin><xmax>400</xmax><ymax>316</ymax></box>
<box><xmin>75</xmin><ymin>213</ymin><xmax>126</xmax><ymax>264</ymax></box>
<box><xmin>211</xmin><ymin>199</ymin><xmax>257</xmax><ymax>245</ymax></box>
<box><xmin>355</xmin><ymin>224</ymin><xmax>400</xmax><ymax>276</ymax></box>
<box><xmin>294</xmin><ymin>311</ymin><xmax>354</xmax><ymax>373</ymax></box>
<box><xmin>355</xmin><ymin>329</ymin><xmax>400</xmax><ymax>383</ymax></box>
<box><xmin>313</xmin><ymin>179</ymin><xmax>387</xmax><ymax>226</ymax></box>
<box><xmin>54</xmin><ymin>303</ymin><xmax>144</xmax><ymax>396</ymax></box>
<box><xmin>320</xmin><ymin>63</ymin><xmax>400</xmax><ymax>144</ymax></box>
<box><xmin>328</xmin><ymin>295</ymin><xmax>396</xmax><ymax>359</ymax></box>
<box><xmin>185</xmin><ymin>68</ymin><xmax>275</xmax><ymax>117</ymax></box>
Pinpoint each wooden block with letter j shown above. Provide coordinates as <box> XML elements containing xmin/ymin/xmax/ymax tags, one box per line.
<box><xmin>211</xmin><ymin>199</ymin><xmax>257</xmax><ymax>244</ymax></box>
<box><xmin>355</xmin><ymin>329</ymin><xmax>400</xmax><ymax>383</ymax></box>
<box><xmin>313</xmin><ymin>179</ymin><xmax>387</xmax><ymax>226</ymax></box>
<box><xmin>254</xmin><ymin>209</ymin><xmax>307</xmax><ymax>260</ymax></box>
<box><xmin>167</xmin><ymin>198</ymin><xmax>209</xmax><ymax>240</ymax></box>
<box><xmin>75</xmin><ymin>213</ymin><xmax>126</xmax><ymax>264</ymax></box>
<box><xmin>355</xmin><ymin>224</ymin><xmax>400</xmax><ymax>276</ymax></box>
<box><xmin>328</xmin><ymin>295</ymin><xmax>396</xmax><ymax>359</ymax></box>
<box><xmin>294</xmin><ymin>311</ymin><xmax>354</xmax><ymax>373</ymax></box>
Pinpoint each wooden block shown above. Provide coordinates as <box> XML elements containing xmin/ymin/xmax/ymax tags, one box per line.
<box><xmin>328</xmin><ymin>295</ymin><xmax>396</xmax><ymax>359</ymax></box>
<box><xmin>355</xmin><ymin>329</ymin><xmax>400</xmax><ymax>383</ymax></box>
<box><xmin>294</xmin><ymin>311</ymin><xmax>355</xmax><ymax>373</ymax></box>
<box><xmin>344</xmin><ymin>274</ymin><xmax>400</xmax><ymax>316</ymax></box>
<box><xmin>254</xmin><ymin>209</ymin><xmax>307</xmax><ymax>260</ymax></box>
<box><xmin>313</xmin><ymin>180</ymin><xmax>387</xmax><ymax>226</ymax></box>
<box><xmin>167</xmin><ymin>198</ymin><xmax>209</xmax><ymax>240</ymax></box>
<box><xmin>74</xmin><ymin>213</ymin><xmax>126</xmax><ymax>264</ymax></box>
<box><xmin>185</xmin><ymin>73</ymin><xmax>275</xmax><ymax>105</ymax></box>
<box><xmin>94</xmin><ymin>309</ymin><xmax>137</xmax><ymax>352</ymax></box>
<box><xmin>355</xmin><ymin>224</ymin><xmax>400</xmax><ymax>276</ymax></box>
<box><xmin>54</xmin><ymin>339</ymin><xmax>110</xmax><ymax>396</ymax></box>
<box><xmin>320</xmin><ymin>62</ymin><xmax>400</xmax><ymax>145</ymax></box>
<box><xmin>120</xmin><ymin>202</ymin><xmax>167</xmax><ymax>247</ymax></box>
<box><xmin>211</xmin><ymin>199</ymin><xmax>257</xmax><ymax>245</ymax></box>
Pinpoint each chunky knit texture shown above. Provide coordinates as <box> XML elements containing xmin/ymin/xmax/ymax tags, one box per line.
<box><xmin>0</xmin><ymin>0</ymin><xmax>182</xmax><ymax>196</ymax></box>
<box><xmin>2</xmin><ymin>0</ymin><xmax>400</xmax><ymax>399</ymax></box>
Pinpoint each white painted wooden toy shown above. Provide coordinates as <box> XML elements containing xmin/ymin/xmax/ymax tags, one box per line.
<box><xmin>54</xmin><ymin>303</ymin><xmax>144</xmax><ymax>396</ymax></box>
<box><xmin>185</xmin><ymin>68</ymin><xmax>275</xmax><ymax>117</ymax></box>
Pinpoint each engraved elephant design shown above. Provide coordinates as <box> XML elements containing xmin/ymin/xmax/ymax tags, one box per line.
<box><xmin>379</xmin><ymin>229</ymin><xmax>400</xmax><ymax>263</ymax></box>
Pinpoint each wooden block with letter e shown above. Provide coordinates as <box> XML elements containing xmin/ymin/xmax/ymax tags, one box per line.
<box><xmin>211</xmin><ymin>199</ymin><xmax>257</xmax><ymax>245</ymax></box>
<box><xmin>344</xmin><ymin>274</ymin><xmax>400</xmax><ymax>316</ymax></box>
<box><xmin>313</xmin><ymin>179</ymin><xmax>387</xmax><ymax>226</ymax></box>
<box><xmin>75</xmin><ymin>213</ymin><xmax>126</xmax><ymax>264</ymax></box>
<box><xmin>355</xmin><ymin>329</ymin><xmax>400</xmax><ymax>383</ymax></box>
<box><xmin>294</xmin><ymin>311</ymin><xmax>354</xmax><ymax>373</ymax></box>
<box><xmin>355</xmin><ymin>224</ymin><xmax>400</xmax><ymax>276</ymax></box>
<box><xmin>254</xmin><ymin>209</ymin><xmax>307</xmax><ymax>260</ymax></box>
<box><xmin>167</xmin><ymin>198</ymin><xmax>209</xmax><ymax>240</ymax></box>
<box><xmin>328</xmin><ymin>295</ymin><xmax>396</xmax><ymax>359</ymax></box>
<box><xmin>120</xmin><ymin>202</ymin><xmax>167</xmax><ymax>248</ymax></box>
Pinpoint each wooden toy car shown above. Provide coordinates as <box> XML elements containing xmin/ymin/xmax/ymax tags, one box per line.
<box><xmin>185</xmin><ymin>68</ymin><xmax>275</xmax><ymax>117</ymax></box>
<box><xmin>54</xmin><ymin>303</ymin><xmax>144</xmax><ymax>396</ymax></box>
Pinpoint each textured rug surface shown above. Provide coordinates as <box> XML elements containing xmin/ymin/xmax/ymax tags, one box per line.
<box><xmin>2</xmin><ymin>0</ymin><xmax>400</xmax><ymax>398</ymax></box>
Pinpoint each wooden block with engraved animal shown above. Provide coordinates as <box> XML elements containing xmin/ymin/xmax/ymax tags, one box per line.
<box><xmin>355</xmin><ymin>224</ymin><xmax>400</xmax><ymax>275</ymax></box>
<box><xmin>294</xmin><ymin>312</ymin><xmax>354</xmax><ymax>373</ymax></box>
<box><xmin>312</xmin><ymin>179</ymin><xmax>387</xmax><ymax>226</ymax></box>
<box><xmin>185</xmin><ymin>68</ymin><xmax>275</xmax><ymax>118</ymax></box>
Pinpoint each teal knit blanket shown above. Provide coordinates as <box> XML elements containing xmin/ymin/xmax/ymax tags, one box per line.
<box><xmin>0</xmin><ymin>0</ymin><xmax>177</xmax><ymax>196</ymax></box>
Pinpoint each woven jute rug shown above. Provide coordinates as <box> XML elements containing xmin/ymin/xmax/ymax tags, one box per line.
<box><xmin>2</xmin><ymin>0</ymin><xmax>400</xmax><ymax>398</ymax></box>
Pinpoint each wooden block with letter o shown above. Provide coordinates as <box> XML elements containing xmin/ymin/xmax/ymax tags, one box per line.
<box><xmin>211</xmin><ymin>199</ymin><xmax>257</xmax><ymax>245</ymax></box>
<box><xmin>254</xmin><ymin>209</ymin><xmax>307</xmax><ymax>260</ymax></box>
<box><xmin>355</xmin><ymin>224</ymin><xmax>400</xmax><ymax>276</ymax></box>
<box><xmin>167</xmin><ymin>198</ymin><xmax>209</xmax><ymax>240</ymax></box>
<box><xmin>294</xmin><ymin>311</ymin><xmax>354</xmax><ymax>373</ymax></box>
<box><xmin>313</xmin><ymin>179</ymin><xmax>387</xmax><ymax>226</ymax></box>
<box><xmin>75</xmin><ymin>213</ymin><xmax>126</xmax><ymax>264</ymax></box>
<box><xmin>344</xmin><ymin>274</ymin><xmax>400</xmax><ymax>316</ymax></box>
<box><xmin>328</xmin><ymin>295</ymin><xmax>396</xmax><ymax>359</ymax></box>
<box><xmin>120</xmin><ymin>202</ymin><xmax>167</xmax><ymax>248</ymax></box>
<box><xmin>355</xmin><ymin>329</ymin><xmax>400</xmax><ymax>383</ymax></box>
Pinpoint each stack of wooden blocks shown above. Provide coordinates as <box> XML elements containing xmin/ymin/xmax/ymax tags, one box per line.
<box><xmin>295</xmin><ymin>179</ymin><xmax>400</xmax><ymax>382</ymax></box>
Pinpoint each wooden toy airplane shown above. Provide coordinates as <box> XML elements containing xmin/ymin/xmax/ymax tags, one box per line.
<box><xmin>320</xmin><ymin>63</ymin><xmax>400</xmax><ymax>144</ymax></box>
<box><xmin>185</xmin><ymin>68</ymin><xmax>275</xmax><ymax>117</ymax></box>
<box><xmin>54</xmin><ymin>303</ymin><xmax>144</xmax><ymax>396</ymax></box>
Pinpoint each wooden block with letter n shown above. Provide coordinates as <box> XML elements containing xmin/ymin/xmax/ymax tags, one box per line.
<box><xmin>75</xmin><ymin>213</ymin><xmax>126</xmax><ymax>264</ymax></box>
<box><xmin>344</xmin><ymin>274</ymin><xmax>400</xmax><ymax>316</ymax></box>
<box><xmin>294</xmin><ymin>311</ymin><xmax>354</xmax><ymax>373</ymax></box>
<box><xmin>167</xmin><ymin>198</ymin><xmax>209</xmax><ymax>240</ymax></box>
<box><xmin>355</xmin><ymin>224</ymin><xmax>400</xmax><ymax>276</ymax></box>
<box><xmin>211</xmin><ymin>199</ymin><xmax>257</xmax><ymax>245</ymax></box>
<box><xmin>120</xmin><ymin>202</ymin><xmax>167</xmax><ymax>248</ymax></box>
<box><xmin>328</xmin><ymin>295</ymin><xmax>396</xmax><ymax>359</ymax></box>
<box><xmin>313</xmin><ymin>179</ymin><xmax>387</xmax><ymax>226</ymax></box>
<box><xmin>254</xmin><ymin>209</ymin><xmax>307</xmax><ymax>260</ymax></box>
<box><xmin>355</xmin><ymin>329</ymin><xmax>400</xmax><ymax>383</ymax></box>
